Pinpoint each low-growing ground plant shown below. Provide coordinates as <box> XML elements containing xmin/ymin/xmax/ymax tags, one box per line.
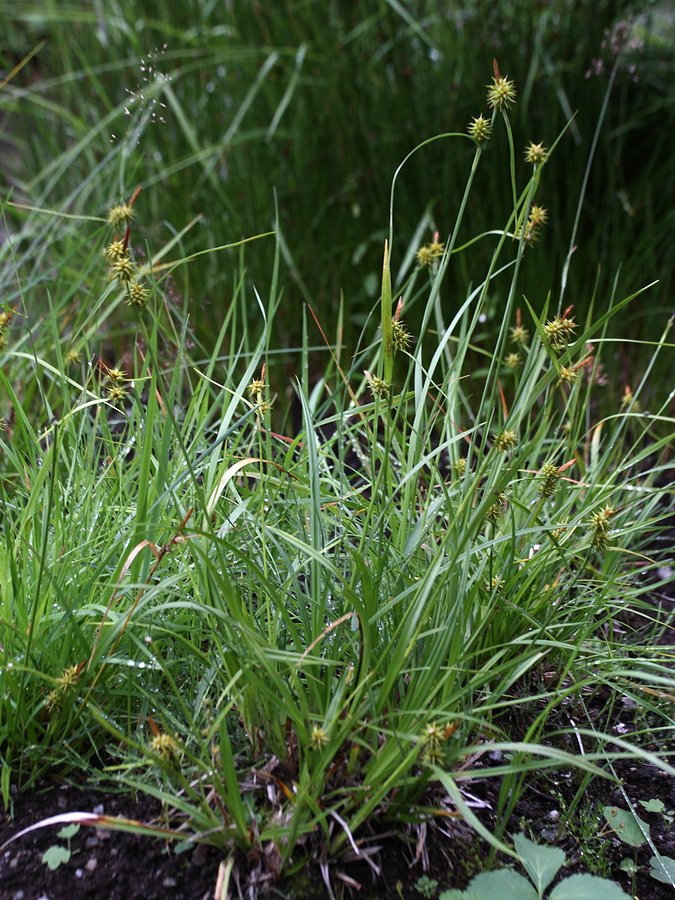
<box><xmin>0</xmin><ymin>58</ymin><xmax>673</xmax><ymax>898</ymax></box>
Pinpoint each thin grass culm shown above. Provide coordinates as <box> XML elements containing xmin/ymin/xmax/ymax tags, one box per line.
<box><xmin>0</xmin><ymin>52</ymin><xmax>673</xmax><ymax>900</ymax></box>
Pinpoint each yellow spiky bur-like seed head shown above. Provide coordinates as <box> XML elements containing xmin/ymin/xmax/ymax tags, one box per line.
<box><xmin>107</xmin><ymin>203</ymin><xmax>134</xmax><ymax>227</ymax></box>
<box><xmin>487</xmin><ymin>74</ymin><xmax>517</xmax><ymax>111</ymax></box>
<box><xmin>467</xmin><ymin>114</ymin><xmax>492</xmax><ymax>144</ymax></box>
<box><xmin>524</xmin><ymin>141</ymin><xmax>547</xmax><ymax>165</ymax></box>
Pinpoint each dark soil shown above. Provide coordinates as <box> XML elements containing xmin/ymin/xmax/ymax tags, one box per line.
<box><xmin>2</xmin><ymin>752</ymin><xmax>674</xmax><ymax>900</ymax></box>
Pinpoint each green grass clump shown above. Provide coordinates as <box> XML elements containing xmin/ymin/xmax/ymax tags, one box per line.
<box><xmin>0</xmin><ymin>45</ymin><xmax>673</xmax><ymax>893</ymax></box>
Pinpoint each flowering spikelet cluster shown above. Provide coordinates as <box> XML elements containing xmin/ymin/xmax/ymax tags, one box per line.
<box><xmin>105</xmin><ymin>191</ymin><xmax>150</xmax><ymax>310</ymax></box>
<box><xmin>524</xmin><ymin>141</ymin><xmax>547</xmax><ymax>165</ymax></box>
<box><xmin>487</xmin><ymin>491</ymin><xmax>508</xmax><ymax>524</ymax></box>
<box><xmin>107</xmin><ymin>203</ymin><xmax>135</xmax><ymax>228</ymax></box>
<box><xmin>150</xmin><ymin>732</ymin><xmax>180</xmax><ymax>764</ymax></box>
<box><xmin>247</xmin><ymin>365</ymin><xmax>272</xmax><ymax>418</ymax></box>
<box><xmin>494</xmin><ymin>430</ymin><xmax>517</xmax><ymax>453</ymax></box>
<box><xmin>544</xmin><ymin>311</ymin><xmax>577</xmax><ymax>350</ymax></box>
<box><xmin>64</xmin><ymin>347</ymin><xmax>82</xmax><ymax>367</ymax></box>
<box><xmin>538</xmin><ymin>462</ymin><xmax>560</xmax><ymax>498</ymax></box>
<box><xmin>45</xmin><ymin>664</ymin><xmax>82</xmax><ymax>711</ymax></box>
<box><xmin>467</xmin><ymin>114</ymin><xmax>492</xmax><ymax>144</ymax></box>
<box><xmin>421</xmin><ymin>721</ymin><xmax>457</xmax><ymax>764</ymax></box>
<box><xmin>453</xmin><ymin>457</ymin><xmax>467</xmax><ymax>478</ymax></box>
<box><xmin>0</xmin><ymin>307</ymin><xmax>14</xmax><ymax>352</ymax></box>
<box><xmin>310</xmin><ymin>725</ymin><xmax>329</xmax><ymax>750</ymax></box>
<box><xmin>416</xmin><ymin>236</ymin><xmax>445</xmax><ymax>269</ymax></box>
<box><xmin>521</xmin><ymin>204</ymin><xmax>549</xmax><ymax>245</ymax></box>
<box><xmin>504</xmin><ymin>352</ymin><xmax>523</xmax><ymax>370</ymax></box>
<box><xmin>367</xmin><ymin>374</ymin><xmax>390</xmax><ymax>400</ymax></box>
<box><xmin>590</xmin><ymin>505</ymin><xmax>615</xmax><ymax>552</ymax></box>
<box><xmin>487</xmin><ymin>74</ymin><xmax>517</xmax><ymax>111</ymax></box>
<box><xmin>559</xmin><ymin>365</ymin><xmax>577</xmax><ymax>385</ymax></box>
<box><xmin>101</xmin><ymin>363</ymin><xmax>128</xmax><ymax>405</ymax></box>
<box><xmin>509</xmin><ymin>309</ymin><xmax>529</xmax><ymax>348</ymax></box>
<box><xmin>392</xmin><ymin>317</ymin><xmax>412</xmax><ymax>352</ymax></box>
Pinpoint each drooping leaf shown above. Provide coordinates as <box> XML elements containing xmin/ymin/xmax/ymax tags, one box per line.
<box><xmin>649</xmin><ymin>855</ymin><xmax>675</xmax><ymax>886</ymax></box>
<box><xmin>467</xmin><ymin>869</ymin><xmax>539</xmax><ymax>900</ymax></box>
<box><xmin>602</xmin><ymin>806</ymin><xmax>650</xmax><ymax>846</ymax></box>
<box><xmin>549</xmin><ymin>874</ymin><xmax>631</xmax><ymax>899</ymax></box>
<box><xmin>513</xmin><ymin>832</ymin><xmax>565</xmax><ymax>894</ymax></box>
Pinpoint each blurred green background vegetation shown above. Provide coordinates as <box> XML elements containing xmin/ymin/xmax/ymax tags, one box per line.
<box><xmin>1</xmin><ymin>0</ymin><xmax>673</xmax><ymax>362</ymax></box>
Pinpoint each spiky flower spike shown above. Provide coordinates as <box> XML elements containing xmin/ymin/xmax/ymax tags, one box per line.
<box><xmin>107</xmin><ymin>203</ymin><xmax>135</xmax><ymax>228</ymax></box>
<box><xmin>494</xmin><ymin>430</ymin><xmax>517</xmax><ymax>452</ymax></box>
<box><xmin>416</xmin><ymin>236</ymin><xmax>445</xmax><ymax>269</ymax></box>
<box><xmin>150</xmin><ymin>732</ymin><xmax>180</xmax><ymax>764</ymax></box>
<box><xmin>467</xmin><ymin>114</ymin><xmax>492</xmax><ymax>144</ymax></box>
<box><xmin>590</xmin><ymin>505</ymin><xmax>615</xmax><ymax>552</ymax></box>
<box><xmin>366</xmin><ymin>372</ymin><xmax>390</xmax><ymax>400</ymax></box>
<box><xmin>487</xmin><ymin>74</ymin><xmax>517</xmax><ymax>111</ymax></box>
<box><xmin>544</xmin><ymin>311</ymin><xmax>577</xmax><ymax>350</ymax></box>
<box><xmin>109</xmin><ymin>255</ymin><xmax>136</xmax><ymax>283</ymax></box>
<box><xmin>104</xmin><ymin>239</ymin><xmax>128</xmax><ymax>264</ymax></box>
<box><xmin>524</xmin><ymin>141</ymin><xmax>547</xmax><ymax>165</ymax></box>
<box><xmin>126</xmin><ymin>280</ymin><xmax>149</xmax><ymax>309</ymax></box>
<box><xmin>538</xmin><ymin>462</ymin><xmax>560</xmax><ymax>498</ymax></box>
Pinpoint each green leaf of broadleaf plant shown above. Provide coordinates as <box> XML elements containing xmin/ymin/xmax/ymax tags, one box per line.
<box><xmin>549</xmin><ymin>874</ymin><xmax>631</xmax><ymax>899</ymax></box>
<box><xmin>649</xmin><ymin>855</ymin><xmax>675</xmax><ymax>886</ymax></box>
<box><xmin>639</xmin><ymin>798</ymin><xmax>665</xmax><ymax>814</ymax></box>
<box><xmin>467</xmin><ymin>869</ymin><xmax>539</xmax><ymax>900</ymax></box>
<box><xmin>513</xmin><ymin>832</ymin><xmax>565</xmax><ymax>894</ymax></box>
<box><xmin>439</xmin><ymin>891</ymin><xmax>479</xmax><ymax>900</ymax></box>
<box><xmin>41</xmin><ymin>844</ymin><xmax>71</xmax><ymax>870</ymax></box>
<box><xmin>602</xmin><ymin>806</ymin><xmax>650</xmax><ymax>847</ymax></box>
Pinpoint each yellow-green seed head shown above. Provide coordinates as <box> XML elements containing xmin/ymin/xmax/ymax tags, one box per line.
<box><xmin>150</xmin><ymin>732</ymin><xmax>180</xmax><ymax>764</ymax></box>
<box><xmin>538</xmin><ymin>462</ymin><xmax>560</xmax><ymax>498</ymax></box>
<box><xmin>65</xmin><ymin>348</ymin><xmax>82</xmax><ymax>366</ymax></box>
<box><xmin>494</xmin><ymin>430</ymin><xmax>517</xmax><ymax>452</ymax></box>
<box><xmin>453</xmin><ymin>458</ymin><xmax>467</xmax><ymax>478</ymax></box>
<box><xmin>368</xmin><ymin>375</ymin><xmax>390</xmax><ymax>399</ymax></box>
<box><xmin>107</xmin><ymin>203</ymin><xmax>134</xmax><ymax>227</ymax></box>
<box><xmin>107</xmin><ymin>384</ymin><xmax>127</xmax><ymax>404</ymax></box>
<box><xmin>467</xmin><ymin>114</ymin><xmax>492</xmax><ymax>144</ymax></box>
<box><xmin>126</xmin><ymin>280</ymin><xmax>149</xmax><ymax>309</ymax></box>
<box><xmin>104</xmin><ymin>240</ymin><xmax>128</xmax><ymax>264</ymax></box>
<box><xmin>109</xmin><ymin>255</ymin><xmax>136</xmax><ymax>283</ymax></box>
<box><xmin>392</xmin><ymin>318</ymin><xmax>413</xmax><ymax>352</ymax></box>
<box><xmin>524</xmin><ymin>141</ymin><xmax>547</xmax><ymax>165</ymax></box>
<box><xmin>510</xmin><ymin>324</ymin><xmax>529</xmax><ymax>347</ymax></box>
<box><xmin>544</xmin><ymin>314</ymin><xmax>577</xmax><ymax>350</ymax></box>
<box><xmin>487</xmin><ymin>75</ymin><xmax>517</xmax><ymax>110</ymax></box>
<box><xmin>107</xmin><ymin>367</ymin><xmax>126</xmax><ymax>384</ymax></box>
<box><xmin>528</xmin><ymin>205</ymin><xmax>548</xmax><ymax>227</ymax></box>
<box><xmin>247</xmin><ymin>377</ymin><xmax>266</xmax><ymax>398</ymax></box>
<box><xmin>590</xmin><ymin>505</ymin><xmax>615</xmax><ymax>552</ymax></box>
<box><xmin>559</xmin><ymin>366</ymin><xmax>578</xmax><ymax>385</ymax></box>
<box><xmin>310</xmin><ymin>725</ymin><xmax>329</xmax><ymax>750</ymax></box>
<box><xmin>416</xmin><ymin>240</ymin><xmax>445</xmax><ymax>268</ymax></box>
<box><xmin>505</xmin><ymin>352</ymin><xmax>523</xmax><ymax>370</ymax></box>
<box><xmin>487</xmin><ymin>491</ymin><xmax>508</xmax><ymax>523</ymax></box>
